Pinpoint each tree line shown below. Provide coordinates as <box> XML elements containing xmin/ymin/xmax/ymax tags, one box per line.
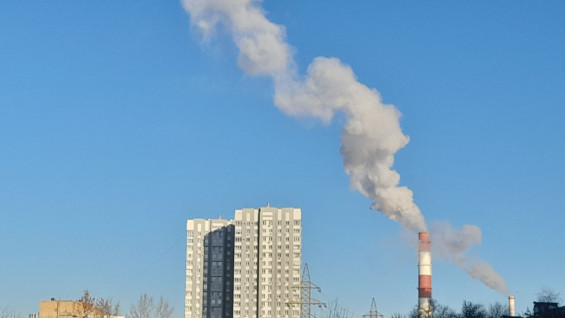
<box><xmin>312</xmin><ymin>288</ymin><xmax>562</xmax><ymax>318</ymax></box>
<box><xmin>392</xmin><ymin>288</ymin><xmax>562</xmax><ymax>318</ymax></box>
<box><xmin>2</xmin><ymin>288</ymin><xmax>560</xmax><ymax>318</ymax></box>
<box><xmin>0</xmin><ymin>290</ymin><xmax>173</xmax><ymax>318</ymax></box>
<box><xmin>77</xmin><ymin>290</ymin><xmax>174</xmax><ymax>318</ymax></box>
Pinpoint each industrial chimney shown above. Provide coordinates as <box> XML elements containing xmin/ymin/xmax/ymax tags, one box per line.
<box><xmin>509</xmin><ymin>296</ymin><xmax>516</xmax><ymax>317</ymax></box>
<box><xmin>418</xmin><ymin>232</ymin><xmax>432</xmax><ymax>318</ymax></box>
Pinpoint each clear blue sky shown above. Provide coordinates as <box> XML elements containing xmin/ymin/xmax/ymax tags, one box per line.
<box><xmin>1</xmin><ymin>1</ymin><xmax>564</xmax><ymax>317</ymax></box>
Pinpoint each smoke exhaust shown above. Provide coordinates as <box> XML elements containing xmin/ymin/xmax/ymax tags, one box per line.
<box><xmin>509</xmin><ymin>296</ymin><xmax>515</xmax><ymax>317</ymax></box>
<box><xmin>418</xmin><ymin>232</ymin><xmax>432</xmax><ymax>318</ymax></box>
<box><xmin>183</xmin><ymin>0</ymin><xmax>508</xmax><ymax>296</ymax></box>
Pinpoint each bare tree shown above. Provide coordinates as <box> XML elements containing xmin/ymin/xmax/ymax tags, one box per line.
<box><xmin>78</xmin><ymin>290</ymin><xmax>98</xmax><ymax>318</ymax></box>
<box><xmin>313</xmin><ymin>299</ymin><xmax>354</xmax><ymax>318</ymax></box>
<box><xmin>409</xmin><ymin>305</ymin><xmax>419</xmax><ymax>318</ymax></box>
<box><xmin>487</xmin><ymin>302</ymin><xmax>509</xmax><ymax>318</ymax></box>
<box><xmin>96</xmin><ymin>297</ymin><xmax>120</xmax><ymax>318</ymax></box>
<box><xmin>128</xmin><ymin>294</ymin><xmax>173</xmax><ymax>318</ymax></box>
<box><xmin>537</xmin><ymin>287</ymin><xmax>562</xmax><ymax>304</ymax></box>
<box><xmin>400</xmin><ymin>299</ymin><xmax>511</xmax><ymax>318</ymax></box>
<box><xmin>461</xmin><ymin>301</ymin><xmax>487</xmax><ymax>318</ymax></box>
<box><xmin>78</xmin><ymin>289</ymin><xmax>120</xmax><ymax>318</ymax></box>
<box><xmin>523</xmin><ymin>307</ymin><xmax>533</xmax><ymax>318</ymax></box>
<box><xmin>411</xmin><ymin>299</ymin><xmax>457</xmax><ymax>318</ymax></box>
<box><xmin>155</xmin><ymin>297</ymin><xmax>173</xmax><ymax>318</ymax></box>
<box><xmin>433</xmin><ymin>301</ymin><xmax>458</xmax><ymax>318</ymax></box>
<box><xmin>0</xmin><ymin>307</ymin><xmax>22</xmax><ymax>318</ymax></box>
<box><xmin>129</xmin><ymin>294</ymin><xmax>152</xmax><ymax>318</ymax></box>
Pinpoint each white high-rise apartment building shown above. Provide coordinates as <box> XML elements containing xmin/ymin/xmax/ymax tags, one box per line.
<box><xmin>185</xmin><ymin>206</ymin><xmax>302</xmax><ymax>318</ymax></box>
<box><xmin>186</xmin><ymin>218</ymin><xmax>234</xmax><ymax>318</ymax></box>
<box><xmin>233</xmin><ymin>207</ymin><xmax>302</xmax><ymax>318</ymax></box>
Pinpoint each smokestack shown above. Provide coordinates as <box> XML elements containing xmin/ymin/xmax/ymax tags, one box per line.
<box><xmin>509</xmin><ymin>296</ymin><xmax>516</xmax><ymax>317</ymax></box>
<box><xmin>418</xmin><ymin>232</ymin><xmax>432</xmax><ymax>318</ymax></box>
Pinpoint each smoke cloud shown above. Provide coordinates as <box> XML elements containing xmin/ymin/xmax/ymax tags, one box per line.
<box><xmin>431</xmin><ymin>222</ymin><xmax>508</xmax><ymax>294</ymax></box>
<box><xmin>183</xmin><ymin>0</ymin><xmax>426</xmax><ymax>232</ymax></box>
<box><xmin>183</xmin><ymin>0</ymin><xmax>506</xmax><ymax>293</ymax></box>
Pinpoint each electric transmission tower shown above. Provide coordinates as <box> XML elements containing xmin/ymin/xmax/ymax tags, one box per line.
<box><xmin>287</xmin><ymin>263</ymin><xmax>326</xmax><ymax>318</ymax></box>
<box><xmin>363</xmin><ymin>298</ymin><xmax>384</xmax><ymax>318</ymax></box>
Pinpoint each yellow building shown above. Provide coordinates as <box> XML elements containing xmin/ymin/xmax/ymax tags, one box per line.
<box><xmin>39</xmin><ymin>299</ymin><xmax>103</xmax><ymax>318</ymax></box>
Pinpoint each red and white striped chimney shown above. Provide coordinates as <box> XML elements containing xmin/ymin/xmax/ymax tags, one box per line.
<box><xmin>418</xmin><ymin>232</ymin><xmax>432</xmax><ymax>318</ymax></box>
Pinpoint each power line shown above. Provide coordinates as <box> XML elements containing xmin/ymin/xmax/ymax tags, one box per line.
<box><xmin>113</xmin><ymin>233</ymin><xmax>186</xmax><ymax>300</ymax></box>
<box><xmin>287</xmin><ymin>263</ymin><xmax>327</xmax><ymax>318</ymax></box>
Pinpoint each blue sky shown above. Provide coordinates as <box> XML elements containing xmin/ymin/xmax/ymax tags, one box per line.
<box><xmin>1</xmin><ymin>0</ymin><xmax>564</xmax><ymax>317</ymax></box>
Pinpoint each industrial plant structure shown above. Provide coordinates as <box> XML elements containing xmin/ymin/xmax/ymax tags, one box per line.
<box><xmin>418</xmin><ymin>232</ymin><xmax>432</xmax><ymax>318</ymax></box>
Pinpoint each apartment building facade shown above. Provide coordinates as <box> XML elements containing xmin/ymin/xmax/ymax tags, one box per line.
<box><xmin>186</xmin><ymin>206</ymin><xmax>302</xmax><ymax>318</ymax></box>
<box><xmin>186</xmin><ymin>218</ymin><xmax>235</xmax><ymax>318</ymax></box>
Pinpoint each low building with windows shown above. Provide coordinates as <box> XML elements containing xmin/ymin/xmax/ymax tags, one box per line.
<box><xmin>38</xmin><ymin>299</ymin><xmax>124</xmax><ymax>318</ymax></box>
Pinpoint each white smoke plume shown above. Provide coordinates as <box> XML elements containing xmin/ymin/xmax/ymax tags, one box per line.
<box><xmin>431</xmin><ymin>222</ymin><xmax>508</xmax><ymax>294</ymax></box>
<box><xmin>183</xmin><ymin>0</ymin><xmax>426</xmax><ymax>232</ymax></box>
<box><xmin>183</xmin><ymin>0</ymin><xmax>506</xmax><ymax>293</ymax></box>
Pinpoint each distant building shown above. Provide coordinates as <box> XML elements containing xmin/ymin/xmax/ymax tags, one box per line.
<box><xmin>185</xmin><ymin>206</ymin><xmax>302</xmax><ymax>318</ymax></box>
<box><xmin>39</xmin><ymin>299</ymin><xmax>97</xmax><ymax>318</ymax></box>
<box><xmin>532</xmin><ymin>302</ymin><xmax>565</xmax><ymax>318</ymax></box>
<box><xmin>38</xmin><ymin>299</ymin><xmax>124</xmax><ymax>318</ymax></box>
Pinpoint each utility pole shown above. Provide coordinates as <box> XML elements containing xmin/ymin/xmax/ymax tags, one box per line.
<box><xmin>287</xmin><ymin>263</ymin><xmax>326</xmax><ymax>318</ymax></box>
<box><xmin>363</xmin><ymin>298</ymin><xmax>383</xmax><ymax>318</ymax></box>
